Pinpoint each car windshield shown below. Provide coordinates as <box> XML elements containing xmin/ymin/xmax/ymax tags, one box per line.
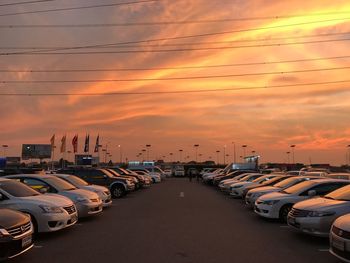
<box><xmin>325</xmin><ymin>185</ymin><xmax>350</xmax><ymax>201</ymax></box>
<box><xmin>252</xmin><ymin>175</ymin><xmax>270</xmax><ymax>183</ymax></box>
<box><xmin>67</xmin><ymin>175</ymin><xmax>89</xmax><ymax>186</ymax></box>
<box><xmin>283</xmin><ymin>180</ymin><xmax>316</xmax><ymax>194</ymax></box>
<box><xmin>100</xmin><ymin>170</ymin><xmax>116</xmax><ymax>178</ymax></box>
<box><xmin>239</xmin><ymin>174</ymin><xmax>256</xmax><ymax>181</ymax></box>
<box><xmin>260</xmin><ymin>176</ymin><xmax>283</xmax><ymax>186</ymax></box>
<box><xmin>0</xmin><ymin>180</ymin><xmax>40</xmax><ymax>197</ymax></box>
<box><xmin>45</xmin><ymin>177</ymin><xmax>77</xmax><ymax>191</ymax></box>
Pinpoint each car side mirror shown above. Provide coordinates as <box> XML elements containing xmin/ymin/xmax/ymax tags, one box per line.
<box><xmin>308</xmin><ymin>190</ymin><xmax>316</xmax><ymax>197</ymax></box>
<box><xmin>39</xmin><ymin>187</ymin><xmax>48</xmax><ymax>194</ymax></box>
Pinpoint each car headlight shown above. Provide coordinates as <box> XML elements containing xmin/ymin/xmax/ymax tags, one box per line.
<box><xmin>262</xmin><ymin>200</ymin><xmax>280</xmax><ymax>205</ymax></box>
<box><xmin>76</xmin><ymin>196</ymin><xmax>90</xmax><ymax>203</ymax></box>
<box><xmin>0</xmin><ymin>228</ymin><xmax>10</xmax><ymax>237</ymax></box>
<box><xmin>39</xmin><ymin>205</ymin><xmax>64</xmax><ymax>213</ymax></box>
<box><xmin>307</xmin><ymin>211</ymin><xmax>336</xmax><ymax>217</ymax></box>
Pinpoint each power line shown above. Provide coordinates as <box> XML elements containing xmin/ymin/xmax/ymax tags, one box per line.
<box><xmin>1</xmin><ymin>31</ymin><xmax>350</xmax><ymax>50</ymax></box>
<box><xmin>1</xmin><ymin>17</ymin><xmax>349</xmax><ymax>56</ymax></box>
<box><xmin>0</xmin><ymin>0</ymin><xmax>160</xmax><ymax>17</ymax></box>
<box><xmin>3</xmin><ymin>38</ymin><xmax>350</xmax><ymax>55</ymax></box>
<box><xmin>0</xmin><ymin>0</ymin><xmax>55</xmax><ymax>7</ymax></box>
<box><xmin>0</xmin><ymin>79</ymin><xmax>349</xmax><ymax>96</ymax></box>
<box><xmin>1</xmin><ymin>55</ymin><xmax>350</xmax><ymax>73</ymax></box>
<box><xmin>2</xmin><ymin>66</ymin><xmax>350</xmax><ymax>83</ymax></box>
<box><xmin>0</xmin><ymin>11</ymin><xmax>350</xmax><ymax>26</ymax></box>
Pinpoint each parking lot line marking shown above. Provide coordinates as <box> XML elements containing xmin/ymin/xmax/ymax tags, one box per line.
<box><xmin>318</xmin><ymin>248</ymin><xmax>329</xmax><ymax>252</ymax></box>
<box><xmin>179</xmin><ymin>192</ymin><xmax>185</xmax><ymax>198</ymax></box>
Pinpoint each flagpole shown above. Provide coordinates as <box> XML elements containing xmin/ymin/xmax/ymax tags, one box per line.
<box><xmin>51</xmin><ymin>146</ymin><xmax>55</xmax><ymax>170</ymax></box>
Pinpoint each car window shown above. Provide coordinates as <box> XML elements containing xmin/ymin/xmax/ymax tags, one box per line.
<box><xmin>22</xmin><ymin>178</ymin><xmax>56</xmax><ymax>193</ymax></box>
<box><xmin>0</xmin><ymin>180</ymin><xmax>40</xmax><ymax>197</ymax></box>
<box><xmin>300</xmin><ymin>182</ymin><xmax>348</xmax><ymax>196</ymax></box>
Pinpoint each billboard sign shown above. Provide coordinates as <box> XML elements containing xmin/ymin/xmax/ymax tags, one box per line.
<box><xmin>22</xmin><ymin>144</ymin><xmax>52</xmax><ymax>160</ymax></box>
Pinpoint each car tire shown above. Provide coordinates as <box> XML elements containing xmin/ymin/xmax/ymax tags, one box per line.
<box><xmin>111</xmin><ymin>185</ymin><xmax>125</xmax><ymax>198</ymax></box>
<box><xmin>279</xmin><ymin>204</ymin><xmax>292</xmax><ymax>222</ymax></box>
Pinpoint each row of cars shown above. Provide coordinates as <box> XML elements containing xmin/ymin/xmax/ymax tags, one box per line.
<box><xmin>0</xmin><ymin>166</ymin><xmax>165</xmax><ymax>261</ymax></box>
<box><xmin>202</xmin><ymin>168</ymin><xmax>350</xmax><ymax>262</ymax></box>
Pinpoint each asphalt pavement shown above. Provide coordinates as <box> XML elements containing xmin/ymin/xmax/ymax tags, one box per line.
<box><xmin>13</xmin><ymin>178</ymin><xmax>341</xmax><ymax>263</ymax></box>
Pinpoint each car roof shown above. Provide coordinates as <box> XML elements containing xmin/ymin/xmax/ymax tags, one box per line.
<box><xmin>5</xmin><ymin>173</ymin><xmax>54</xmax><ymax>179</ymax></box>
<box><xmin>304</xmin><ymin>178</ymin><xmax>349</xmax><ymax>184</ymax></box>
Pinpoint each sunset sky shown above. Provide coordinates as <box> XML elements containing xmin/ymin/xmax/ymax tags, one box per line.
<box><xmin>1</xmin><ymin>0</ymin><xmax>350</xmax><ymax>165</ymax></box>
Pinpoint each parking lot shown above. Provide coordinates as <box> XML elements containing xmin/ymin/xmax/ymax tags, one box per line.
<box><xmin>12</xmin><ymin>178</ymin><xmax>340</xmax><ymax>263</ymax></box>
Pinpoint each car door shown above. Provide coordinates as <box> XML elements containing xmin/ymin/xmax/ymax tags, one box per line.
<box><xmin>300</xmin><ymin>182</ymin><xmax>349</xmax><ymax>197</ymax></box>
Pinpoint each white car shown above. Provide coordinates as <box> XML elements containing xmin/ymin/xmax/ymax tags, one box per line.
<box><xmin>245</xmin><ymin>176</ymin><xmax>321</xmax><ymax>207</ymax></box>
<box><xmin>53</xmin><ymin>174</ymin><xmax>112</xmax><ymax>208</ymax></box>
<box><xmin>6</xmin><ymin>174</ymin><xmax>103</xmax><ymax>218</ymax></box>
<box><xmin>254</xmin><ymin>179</ymin><xmax>349</xmax><ymax>221</ymax></box>
<box><xmin>330</xmin><ymin>213</ymin><xmax>350</xmax><ymax>262</ymax></box>
<box><xmin>229</xmin><ymin>174</ymin><xmax>280</xmax><ymax>198</ymax></box>
<box><xmin>0</xmin><ymin>178</ymin><xmax>78</xmax><ymax>233</ymax></box>
<box><xmin>225</xmin><ymin>173</ymin><xmax>263</xmax><ymax>194</ymax></box>
<box><xmin>218</xmin><ymin>173</ymin><xmax>258</xmax><ymax>192</ymax></box>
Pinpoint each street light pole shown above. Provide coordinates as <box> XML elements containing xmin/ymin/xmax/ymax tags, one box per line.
<box><xmin>290</xmin><ymin>145</ymin><xmax>296</xmax><ymax>164</ymax></box>
<box><xmin>194</xmin><ymin>144</ymin><xmax>199</xmax><ymax>162</ymax></box>
<box><xmin>216</xmin><ymin>150</ymin><xmax>220</xmax><ymax>164</ymax></box>
<box><xmin>2</xmin><ymin>145</ymin><xmax>8</xmax><ymax>158</ymax></box>
<box><xmin>117</xmin><ymin>145</ymin><xmax>122</xmax><ymax>163</ymax></box>
<box><xmin>146</xmin><ymin>144</ymin><xmax>151</xmax><ymax>160</ymax></box>
<box><xmin>286</xmin><ymin>151</ymin><xmax>290</xmax><ymax>164</ymax></box>
<box><xmin>242</xmin><ymin>145</ymin><xmax>247</xmax><ymax>159</ymax></box>
<box><xmin>179</xmin><ymin>149</ymin><xmax>183</xmax><ymax>163</ymax></box>
<box><xmin>232</xmin><ymin>142</ymin><xmax>236</xmax><ymax>163</ymax></box>
<box><xmin>223</xmin><ymin>145</ymin><xmax>227</xmax><ymax>165</ymax></box>
<box><xmin>347</xmin><ymin>145</ymin><xmax>350</xmax><ymax>166</ymax></box>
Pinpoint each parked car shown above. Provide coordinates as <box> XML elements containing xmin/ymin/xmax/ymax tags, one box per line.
<box><xmin>174</xmin><ymin>165</ymin><xmax>185</xmax><ymax>177</ymax></box>
<box><xmin>326</xmin><ymin>173</ymin><xmax>350</xmax><ymax>180</ymax></box>
<box><xmin>245</xmin><ymin>176</ymin><xmax>321</xmax><ymax>208</ymax></box>
<box><xmin>110</xmin><ymin>167</ymin><xmax>146</xmax><ymax>189</ymax></box>
<box><xmin>58</xmin><ymin>168</ymin><xmax>135</xmax><ymax>197</ymax></box>
<box><xmin>225</xmin><ymin>173</ymin><xmax>264</xmax><ymax>194</ymax></box>
<box><xmin>0</xmin><ymin>209</ymin><xmax>34</xmax><ymax>261</ymax></box>
<box><xmin>125</xmin><ymin>169</ymin><xmax>153</xmax><ymax>185</ymax></box>
<box><xmin>128</xmin><ymin>167</ymin><xmax>162</xmax><ymax>182</ymax></box>
<box><xmin>288</xmin><ymin>184</ymin><xmax>350</xmax><ymax>237</ymax></box>
<box><xmin>213</xmin><ymin>170</ymin><xmax>257</xmax><ymax>185</ymax></box>
<box><xmin>53</xmin><ymin>174</ymin><xmax>112</xmax><ymax>208</ymax></box>
<box><xmin>241</xmin><ymin>175</ymin><xmax>293</xmax><ymax>198</ymax></box>
<box><xmin>255</xmin><ymin>179</ymin><xmax>349</xmax><ymax>221</ymax></box>
<box><xmin>6</xmin><ymin>174</ymin><xmax>103</xmax><ymax>218</ymax></box>
<box><xmin>330</xmin><ymin>213</ymin><xmax>350</xmax><ymax>262</ymax></box>
<box><xmin>0</xmin><ymin>178</ymin><xmax>77</xmax><ymax>232</ymax></box>
<box><xmin>218</xmin><ymin>173</ymin><xmax>255</xmax><ymax>192</ymax></box>
<box><xmin>229</xmin><ymin>174</ymin><xmax>280</xmax><ymax>198</ymax></box>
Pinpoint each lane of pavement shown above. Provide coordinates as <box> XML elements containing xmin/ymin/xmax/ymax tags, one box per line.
<box><xmin>14</xmin><ymin>178</ymin><xmax>340</xmax><ymax>263</ymax></box>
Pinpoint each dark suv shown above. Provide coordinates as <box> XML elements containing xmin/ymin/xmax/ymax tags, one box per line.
<box><xmin>0</xmin><ymin>209</ymin><xmax>34</xmax><ymax>261</ymax></box>
<box><xmin>58</xmin><ymin>168</ymin><xmax>135</xmax><ymax>198</ymax></box>
<box><xmin>110</xmin><ymin>167</ymin><xmax>147</xmax><ymax>189</ymax></box>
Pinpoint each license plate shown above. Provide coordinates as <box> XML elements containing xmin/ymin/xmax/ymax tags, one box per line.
<box><xmin>22</xmin><ymin>235</ymin><xmax>32</xmax><ymax>248</ymax></box>
<box><xmin>332</xmin><ymin>237</ymin><xmax>345</xmax><ymax>251</ymax></box>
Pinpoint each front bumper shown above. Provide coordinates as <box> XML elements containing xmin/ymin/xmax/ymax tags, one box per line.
<box><xmin>0</xmin><ymin>231</ymin><xmax>34</xmax><ymax>261</ymax></box>
<box><xmin>76</xmin><ymin>201</ymin><xmax>103</xmax><ymax>218</ymax></box>
<box><xmin>37</xmin><ymin>211</ymin><xmax>78</xmax><ymax>232</ymax></box>
<box><xmin>127</xmin><ymin>184</ymin><xmax>136</xmax><ymax>191</ymax></box>
<box><xmin>254</xmin><ymin>203</ymin><xmax>280</xmax><ymax>219</ymax></box>
<box><xmin>330</xmin><ymin>230</ymin><xmax>350</xmax><ymax>262</ymax></box>
<box><xmin>287</xmin><ymin>215</ymin><xmax>335</xmax><ymax>237</ymax></box>
<box><xmin>230</xmin><ymin>188</ymin><xmax>244</xmax><ymax>198</ymax></box>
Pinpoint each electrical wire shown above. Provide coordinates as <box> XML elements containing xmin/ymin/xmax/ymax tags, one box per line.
<box><xmin>1</xmin><ymin>17</ymin><xmax>349</xmax><ymax>56</ymax></box>
<box><xmin>1</xmin><ymin>31</ymin><xmax>350</xmax><ymax>50</ymax></box>
<box><xmin>0</xmin><ymin>0</ymin><xmax>160</xmax><ymax>17</ymax></box>
<box><xmin>1</xmin><ymin>55</ymin><xmax>349</xmax><ymax>73</ymax></box>
<box><xmin>0</xmin><ymin>0</ymin><xmax>55</xmax><ymax>7</ymax></box>
<box><xmin>2</xmin><ymin>66</ymin><xmax>350</xmax><ymax>83</ymax></box>
<box><xmin>0</xmin><ymin>79</ymin><xmax>349</xmax><ymax>96</ymax></box>
<box><xmin>2</xmin><ymin>38</ymin><xmax>350</xmax><ymax>55</ymax></box>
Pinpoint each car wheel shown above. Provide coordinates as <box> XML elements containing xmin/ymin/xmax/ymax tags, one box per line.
<box><xmin>279</xmin><ymin>204</ymin><xmax>292</xmax><ymax>222</ymax></box>
<box><xmin>111</xmin><ymin>185</ymin><xmax>125</xmax><ymax>198</ymax></box>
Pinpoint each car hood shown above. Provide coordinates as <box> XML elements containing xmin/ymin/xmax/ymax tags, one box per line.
<box><xmin>249</xmin><ymin>186</ymin><xmax>279</xmax><ymax>194</ymax></box>
<box><xmin>293</xmin><ymin>197</ymin><xmax>349</xmax><ymax>211</ymax></box>
<box><xmin>0</xmin><ymin>209</ymin><xmax>30</xmax><ymax>230</ymax></box>
<box><xmin>59</xmin><ymin>188</ymin><xmax>99</xmax><ymax>200</ymax></box>
<box><xmin>83</xmin><ymin>185</ymin><xmax>109</xmax><ymax>193</ymax></box>
<box><xmin>333</xmin><ymin>214</ymin><xmax>350</xmax><ymax>232</ymax></box>
<box><xmin>23</xmin><ymin>193</ymin><xmax>73</xmax><ymax>207</ymax></box>
<box><xmin>259</xmin><ymin>191</ymin><xmax>290</xmax><ymax>201</ymax></box>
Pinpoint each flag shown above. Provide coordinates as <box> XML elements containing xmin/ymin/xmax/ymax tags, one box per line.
<box><xmin>72</xmin><ymin>134</ymin><xmax>78</xmax><ymax>153</ymax></box>
<box><xmin>50</xmin><ymin>134</ymin><xmax>55</xmax><ymax>148</ymax></box>
<box><xmin>60</xmin><ymin>135</ymin><xmax>66</xmax><ymax>153</ymax></box>
<box><xmin>84</xmin><ymin>134</ymin><xmax>90</xmax><ymax>153</ymax></box>
<box><xmin>94</xmin><ymin>134</ymin><xmax>100</xmax><ymax>153</ymax></box>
